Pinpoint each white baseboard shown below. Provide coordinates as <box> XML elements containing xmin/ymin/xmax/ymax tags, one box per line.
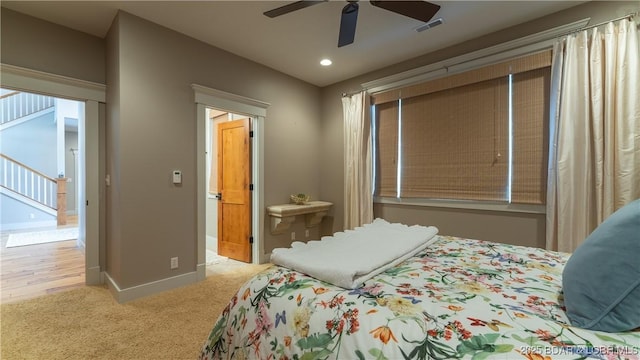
<box><xmin>196</xmin><ymin>263</ymin><xmax>206</xmax><ymax>281</ymax></box>
<box><xmin>104</xmin><ymin>271</ymin><xmax>199</xmax><ymax>303</ymax></box>
<box><xmin>86</xmin><ymin>266</ymin><xmax>103</xmax><ymax>285</ymax></box>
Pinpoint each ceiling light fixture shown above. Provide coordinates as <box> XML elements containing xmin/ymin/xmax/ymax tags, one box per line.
<box><xmin>320</xmin><ymin>59</ymin><xmax>333</xmax><ymax>66</ymax></box>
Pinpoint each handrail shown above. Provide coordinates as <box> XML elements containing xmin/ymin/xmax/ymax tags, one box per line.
<box><xmin>0</xmin><ymin>154</ymin><xmax>68</xmax><ymax>224</ymax></box>
<box><xmin>0</xmin><ymin>91</ymin><xmax>55</xmax><ymax>125</ymax></box>
<box><xmin>0</xmin><ymin>154</ymin><xmax>56</xmax><ymax>182</ymax></box>
<box><xmin>0</xmin><ymin>91</ymin><xmax>20</xmax><ymax>99</ymax></box>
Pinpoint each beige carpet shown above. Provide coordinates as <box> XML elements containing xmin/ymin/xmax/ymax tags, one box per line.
<box><xmin>1</xmin><ymin>263</ymin><xmax>272</xmax><ymax>360</ymax></box>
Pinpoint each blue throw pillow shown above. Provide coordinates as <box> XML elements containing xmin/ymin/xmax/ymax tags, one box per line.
<box><xmin>562</xmin><ymin>199</ymin><xmax>640</xmax><ymax>332</ymax></box>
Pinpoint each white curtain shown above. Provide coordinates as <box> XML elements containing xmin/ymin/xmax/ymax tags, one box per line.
<box><xmin>547</xmin><ymin>19</ymin><xmax>640</xmax><ymax>252</ymax></box>
<box><xmin>342</xmin><ymin>91</ymin><xmax>373</xmax><ymax>230</ymax></box>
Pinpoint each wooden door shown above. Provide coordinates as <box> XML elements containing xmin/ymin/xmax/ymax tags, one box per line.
<box><xmin>217</xmin><ymin>118</ymin><xmax>252</xmax><ymax>262</ymax></box>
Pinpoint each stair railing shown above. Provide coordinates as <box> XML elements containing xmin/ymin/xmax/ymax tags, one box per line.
<box><xmin>0</xmin><ymin>91</ymin><xmax>55</xmax><ymax>126</ymax></box>
<box><xmin>0</xmin><ymin>154</ymin><xmax>67</xmax><ymax>225</ymax></box>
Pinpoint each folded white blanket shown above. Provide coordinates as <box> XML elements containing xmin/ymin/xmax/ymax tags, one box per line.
<box><xmin>270</xmin><ymin>218</ymin><xmax>439</xmax><ymax>289</ymax></box>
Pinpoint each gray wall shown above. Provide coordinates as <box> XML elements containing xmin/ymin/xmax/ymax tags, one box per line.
<box><xmin>319</xmin><ymin>1</ymin><xmax>639</xmax><ymax>248</ymax></box>
<box><xmin>105</xmin><ymin>11</ymin><xmax>322</xmax><ymax>288</ymax></box>
<box><xmin>0</xmin><ymin>8</ymin><xmax>106</xmax><ymax>84</ymax></box>
<box><xmin>2</xmin><ymin>7</ymin><xmax>324</xmax><ymax>290</ymax></box>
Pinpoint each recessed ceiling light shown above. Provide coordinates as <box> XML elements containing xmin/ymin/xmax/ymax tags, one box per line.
<box><xmin>320</xmin><ymin>59</ymin><xmax>332</xmax><ymax>66</ymax></box>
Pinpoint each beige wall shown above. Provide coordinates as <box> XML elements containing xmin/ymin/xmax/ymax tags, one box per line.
<box><xmin>2</xmin><ymin>8</ymin><xmax>325</xmax><ymax>290</ymax></box>
<box><xmin>0</xmin><ymin>8</ymin><xmax>106</xmax><ymax>84</ymax></box>
<box><xmin>319</xmin><ymin>1</ymin><xmax>639</xmax><ymax>248</ymax></box>
<box><xmin>105</xmin><ymin>13</ymin><xmax>123</xmax><ymax>284</ymax></box>
<box><xmin>375</xmin><ymin>204</ymin><xmax>546</xmax><ymax>249</ymax></box>
<box><xmin>105</xmin><ymin>11</ymin><xmax>323</xmax><ymax>288</ymax></box>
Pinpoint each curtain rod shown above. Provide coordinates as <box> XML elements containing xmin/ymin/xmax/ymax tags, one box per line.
<box><xmin>561</xmin><ymin>12</ymin><xmax>637</xmax><ymax>37</ymax></box>
<box><xmin>354</xmin><ymin>12</ymin><xmax>636</xmax><ymax>96</ymax></box>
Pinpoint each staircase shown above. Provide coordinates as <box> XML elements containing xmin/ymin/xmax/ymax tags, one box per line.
<box><xmin>0</xmin><ymin>91</ymin><xmax>67</xmax><ymax>225</ymax></box>
<box><xmin>1</xmin><ymin>91</ymin><xmax>55</xmax><ymax>129</ymax></box>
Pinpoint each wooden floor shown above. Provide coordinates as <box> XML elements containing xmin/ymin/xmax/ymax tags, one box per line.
<box><xmin>1</xmin><ymin>217</ymin><xmax>85</xmax><ymax>304</ymax></box>
<box><xmin>1</xmin><ymin>218</ymin><xmax>252</xmax><ymax>304</ymax></box>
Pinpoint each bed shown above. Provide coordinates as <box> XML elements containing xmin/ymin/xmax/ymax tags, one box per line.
<box><xmin>199</xmin><ymin>219</ymin><xmax>640</xmax><ymax>360</ymax></box>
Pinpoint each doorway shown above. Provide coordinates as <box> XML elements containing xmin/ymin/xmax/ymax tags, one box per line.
<box><xmin>205</xmin><ymin>108</ymin><xmax>252</xmax><ymax>269</ymax></box>
<box><xmin>1</xmin><ymin>64</ymin><xmax>105</xmax><ymax>290</ymax></box>
<box><xmin>0</xmin><ymin>88</ymin><xmax>86</xmax><ymax>302</ymax></box>
<box><xmin>193</xmin><ymin>84</ymin><xmax>268</xmax><ymax>280</ymax></box>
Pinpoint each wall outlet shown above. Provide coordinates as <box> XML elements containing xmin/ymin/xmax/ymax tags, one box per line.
<box><xmin>29</xmin><ymin>213</ymin><xmax>35</xmax><ymax>219</ymax></box>
<box><xmin>291</xmin><ymin>232</ymin><xmax>296</xmax><ymax>241</ymax></box>
<box><xmin>170</xmin><ymin>257</ymin><xmax>179</xmax><ymax>269</ymax></box>
<box><xmin>305</xmin><ymin>229</ymin><xmax>309</xmax><ymax>238</ymax></box>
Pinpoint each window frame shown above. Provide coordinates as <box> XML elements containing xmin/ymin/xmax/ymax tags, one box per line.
<box><xmin>370</xmin><ymin>51</ymin><xmax>552</xmax><ymax>214</ymax></box>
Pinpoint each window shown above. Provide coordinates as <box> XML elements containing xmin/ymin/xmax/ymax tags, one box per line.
<box><xmin>372</xmin><ymin>51</ymin><xmax>550</xmax><ymax>205</ymax></box>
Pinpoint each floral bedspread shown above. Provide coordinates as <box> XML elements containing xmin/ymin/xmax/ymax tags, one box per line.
<box><xmin>200</xmin><ymin>236</ymin><xmax>640</xmax><ymax>359</ymax></box>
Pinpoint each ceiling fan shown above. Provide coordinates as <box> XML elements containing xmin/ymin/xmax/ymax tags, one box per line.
<box><xmin>264</xmin><ymin>0</ymin><xmax>441</xmax><ymax>47</ymax></box>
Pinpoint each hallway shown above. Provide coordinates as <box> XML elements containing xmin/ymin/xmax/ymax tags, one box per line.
<box><xmin>1</xmin><ymin>216</ymin><xmax>84</xmax><ymax>304</ymax></box>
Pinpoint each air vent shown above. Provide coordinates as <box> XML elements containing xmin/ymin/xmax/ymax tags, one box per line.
<box><xmin>416</xmin><ymin>17</ymin><xmax>444</xmax><ymax>32</ymax></box>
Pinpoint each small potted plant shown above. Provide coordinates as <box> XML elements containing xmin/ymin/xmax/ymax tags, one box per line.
<box><xmin>290</xmin><ymin>193</ymin><xmax>310</xmax><ymax>205</ymax></box>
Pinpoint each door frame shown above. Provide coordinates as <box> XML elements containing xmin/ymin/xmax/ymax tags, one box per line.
<box><xmin>1</xmin><ymin>63</ymin><xmax>105</xmax><ymax>285</ymax></box>
<box><xmin>192</xmin><ymin>84</ymin><xmax>269</xmax><ymax>280</ymax></box>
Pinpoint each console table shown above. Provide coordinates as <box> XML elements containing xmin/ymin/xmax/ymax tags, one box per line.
<box><xmin>266</xmin><ymin>201</ymin><xmax>332</xmax><ymax>234</ymax></box>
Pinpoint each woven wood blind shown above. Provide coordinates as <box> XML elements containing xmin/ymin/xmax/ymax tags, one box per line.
<box><xmin>372</xmin><ymin>50</ymin><xmax>552</xmax><ymax>105</ymax></box>
<box><xmin>372</xmin><ymin>50</ymin><xmax>551</xmax><ymax>204</ymax></box>
<box><xmin>373</xmin><ymin>101</ymin><xmax>399</xmax><ymax>197</ymax></box>
<box><xmin>511</xmin><ymin>67</ymin><xmax>550</xmax><ymax>204</ymax></box>
<box><xmin>401</xmin><ymin>78</ymin><xmax>509</xmax><ymax>200</ymax></box>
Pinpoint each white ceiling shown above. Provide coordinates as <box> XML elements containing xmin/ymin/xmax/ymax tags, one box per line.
<box><xmin>2</xmin><ymin>1</ymin><xmax>585</xmax><ymax>87</ymax></box>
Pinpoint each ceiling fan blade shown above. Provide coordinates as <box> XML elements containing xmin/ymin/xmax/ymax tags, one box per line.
<box><xmin>263</xmin><ymin>0</ymin><xmax>328</xmax><ymax>18</ymax></box>
<box><xmin>338</xmin><ymin>2</ymin><xmax>359</xmax><ymax>47</ymax></box>
<box><xmin>370</xmin><ymin>1</ymin><xmax>440</xmax><ymax>23</ymax></box>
